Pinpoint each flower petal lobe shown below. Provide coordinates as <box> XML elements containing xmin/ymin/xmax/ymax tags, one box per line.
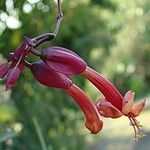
<box><xmin>96</xmin><ymin>98</ymin><xmax>122</xmax><ymax>118</ymax></box>
<box><xmin>122</xmin><ymin>90</ymin><xmax>135</xmax><ymax>115</ymax></box>
<box><xmin>132</xmin><ymin>98</ymin><xmax>146</xmax><ymax>117</ymax></box>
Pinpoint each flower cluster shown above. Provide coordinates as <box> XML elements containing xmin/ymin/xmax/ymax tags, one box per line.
<box><xmin>0</xmin><ymin>0</ymin><xmax>146</xmax><ymax>141</ymax></box>
<box><xmin>0</xmin><ymin>38</ymin><xmax>33</xmax><ymax>90</ymax></box>
<box><xmin>0</xmin><ymin>39</ymin><xmax>146</xmax><ymax>140</ymax></box>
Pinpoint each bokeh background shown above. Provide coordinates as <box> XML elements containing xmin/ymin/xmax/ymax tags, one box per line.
<box><xmin>0</xmin><ymin>0</ymin><xmax>150</xmax><ymax>149</ymax></box>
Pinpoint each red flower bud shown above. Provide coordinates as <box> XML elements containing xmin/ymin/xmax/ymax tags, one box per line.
<box><xmin>0</xmin><ymin>63</ymin><xmax>9</xmax><ymax>78</ymax></box>
<box><xmin>6</xmin><ymin>66</ymin><xmax>20</xmax><ymax>90</ymax></box>
<box><xmin>31</xmin><ymin>61</ymin><xmax>72</xmax><ymax>89</ymax></box>
<box><xmin>41</xmin><ymin>46</ymin><xmax>87</xmax><ymax>75</ymax></box>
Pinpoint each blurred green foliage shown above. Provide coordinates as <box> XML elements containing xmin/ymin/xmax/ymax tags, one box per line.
<box><xmin>0</xmin><ymin>0</ymin><xmax>150</xmax><ymax>149</ymax></box>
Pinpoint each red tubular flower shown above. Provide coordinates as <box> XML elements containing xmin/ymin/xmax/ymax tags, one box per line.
<box><xmin>31</xmin><ymin>61</ymin><xmax>103</xmax><ymax>134</ymax></box>
<box><xmin>82</xmin><ymin>66</ymin><xmax>146</xmax><ymax>140</ymax></box>
<box><xmin>82</xmin><ymin>67</ymin><xmax>123</xmax><ymax>110</ymax></box>
<box><xmin>40</xmin><ymin>46</ymin><xmax>87</xmax><ymax>75</ymax></box>
<box><xmin>65</xmin><ymin>84</ymin><xmax>103</xmax><ymax>134</ymax></box>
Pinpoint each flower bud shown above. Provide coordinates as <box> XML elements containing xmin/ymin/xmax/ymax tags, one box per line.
<box><xmin>41</xmin><ymin>46</ymin><xmax>87</xmax><ymax>75</ymax></box>
<box><xmin>6</xmin><ymin>66</ymin><xmax>20</xmax><ymax>90</ymax></box>
<box><xmin>31</xmin><ymin>61</ymin><xmax>72</xmax><ymax>89</ymax></box>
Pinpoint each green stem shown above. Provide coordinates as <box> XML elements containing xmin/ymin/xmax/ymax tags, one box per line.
<box><xmin>32</xmin><ymin>117</ymin><xmax>47</xmax><ymax>150</ymax></box>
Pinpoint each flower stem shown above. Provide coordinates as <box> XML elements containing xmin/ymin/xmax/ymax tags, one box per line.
<box><xmin>32</xmin><ymin>117</ymin><xmax>48</xmax><ymax>150</ymax></box>
<box><xmin>30</xmin><ymin>48</ymin><xmax>41</xmax><ymax>56</ymax></box>
<box><xmin>23</xmin><ymin>60</ymin><xmax>32</xmax><ymax>68</ymax></box>
<box><xmin>31</xmin><ymin>0</ymin><xmax>63</xmax><ymax>48</ymax></box>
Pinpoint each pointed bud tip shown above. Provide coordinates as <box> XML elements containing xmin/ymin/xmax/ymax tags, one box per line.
<box><xmin>131</xmin><ymin>98</ymin><xmax>146</xmax><ymax>117</ymax></box>
<box><xmin>124</xmin><ymin>90</ymin><xmax>135</xmax><ymax>100</ymax></box>
<box><xmin>6</xmin><ymin>66</ymin><xmax>20</xmax><ymax>91</ymax></box>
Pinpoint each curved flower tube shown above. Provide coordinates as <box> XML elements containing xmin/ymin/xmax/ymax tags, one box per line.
<box><xmin>82</xmin><ymin>67</ymin><xmax>123</xmax><ymax>110</ymax></box>
<box><xmin>30</xmin><ymin>61</ymin><xmax>103</xmax><ymax>134</ymax></box>
<box><xmin>65</xmin><ymin>84</ymin><xmax>103</xmax><ymax>134</ymax></box>
<box><xmin>82</xmin><ymin>66</ymin><xmax>146</xmax><ymax>140</ymax></box>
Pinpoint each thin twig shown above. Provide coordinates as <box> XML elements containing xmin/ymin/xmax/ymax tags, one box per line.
<box><xmin>23</xmin><ymin>59</ymin><xmax>32</xmax><ymax>68</ymax></box>
<box><xmin>32</xmin><ymin>0</ymin><xmax>63</xmax><ymax>48</ymax></box>
<box><xmin>54</xmin><ymin>0</ymin><xmax>63</xmax><ymax>35</ymax></box>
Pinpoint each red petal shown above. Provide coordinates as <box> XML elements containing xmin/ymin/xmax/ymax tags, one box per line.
<box><xmin>131</xmin><ymin>98</ymin><xmax>146</xmax><ymax>117</ymax></box>
<box><xmin>6</xmin><ymin>66</ymin><xmax>20</xmax><ymax>90</ymax></box>
<box><xmin>65</xmin><ymin>84</ymin><xmax>103</xmax><ymax>134</ymax></box>
<box><xmin>41</xmin><ymin>47</ymin><xmax>87</xmax><ymax>75</ymax></box>
<box><xmin>96</xmin><ymin>98</ymin><xmax>122</xmax><ymax>118</ymax></box>
<box><xmin>0</xmin><ymin>63</ymin><xmax>9</xmax><ymax>78</ymax></box>
<box><xmin>122</xmin><ymin>90</ymin><xmax>135</xmax><ymax>115</ymax></box>
<box><xmin>31</xmin><ymin>61</ymin><xmax>72</xmax><ymax>89</ymax></box>
<box><xmin>82</xmin><ymin>67</ymin><xmax>123</xmax><ymax>111</ymax></box>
